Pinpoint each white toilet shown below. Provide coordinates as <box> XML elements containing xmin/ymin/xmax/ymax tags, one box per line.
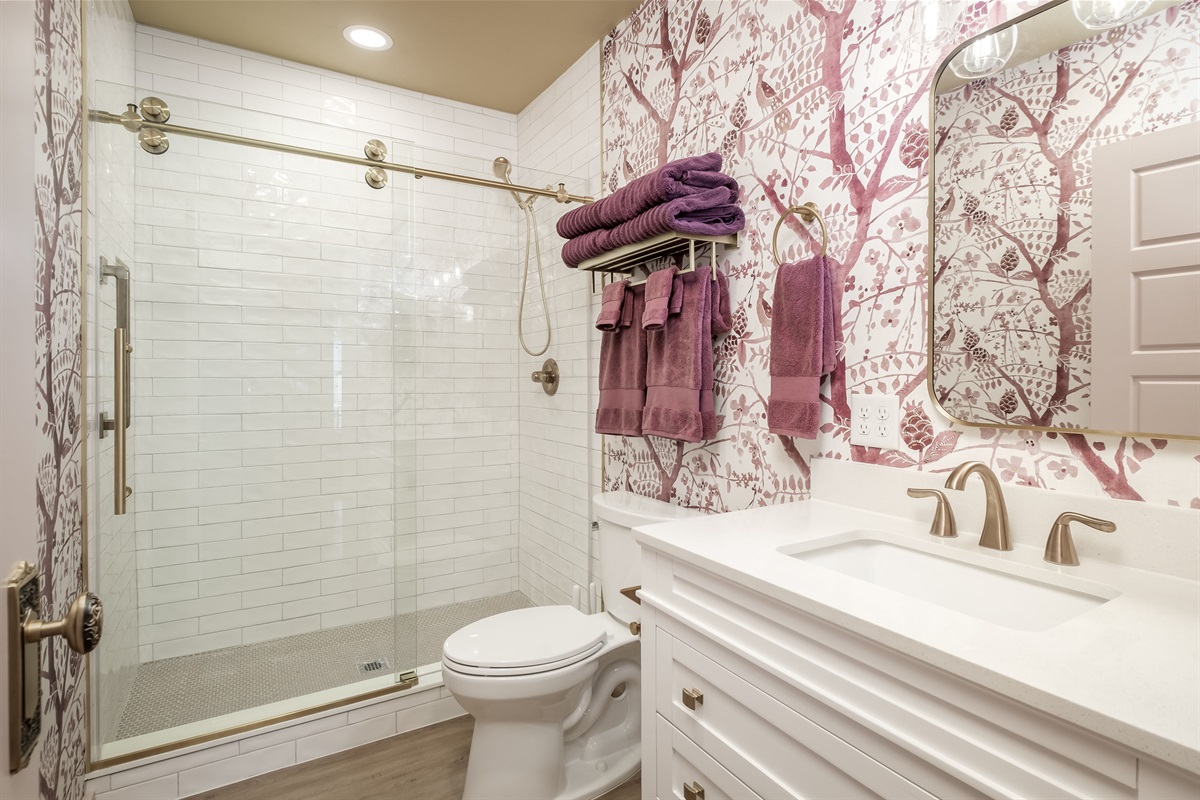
<box><xmin>441</xmin><ymin>491</ymin><xmax>700</xmax><ymax>800</ymax></box>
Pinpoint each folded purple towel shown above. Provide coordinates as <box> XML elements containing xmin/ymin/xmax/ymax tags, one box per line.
<box><xmin>642</xmin><ymin>267</ymin><xmax>677</xmax><ymax>330</ymax></box>
<box><xmin>767</xmin><ymin>256</ymin><xmax>838</xmax><ymax>439</ymax></box>
<box><xmin>643</xmin><ymin>268</ymin><xmax>713</xmax><ymax>443</ymax></box>
<box><xmin>558</xmin><ymin>153</ymin><xmax>739</xmax><ymax>239</ymax></box>
<box><xmin>562</xmin><ymin>188</ymin><xmax>745</xmax><ymax>268</ymax></box>
<box><xmin>596</xmin><ymin>287</ymin><xmax>646</xmax><ymax>436</ymax></box>
<box><xmin>596</xmin><ymin>279</ymin><xmax>629</xmax><ymax>332</ymax></box>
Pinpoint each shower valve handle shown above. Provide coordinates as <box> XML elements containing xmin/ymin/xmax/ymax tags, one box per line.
<box><xmin>530</xmin><ymin>359</ymin><xmax>559</xmax><ymax>396</ymax></box>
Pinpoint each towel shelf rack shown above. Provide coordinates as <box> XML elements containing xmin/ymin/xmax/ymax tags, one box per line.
<box><xmin>579</xmin><ymin>231</ymin><xmax>739</xmax><ymax>293</ymax></box>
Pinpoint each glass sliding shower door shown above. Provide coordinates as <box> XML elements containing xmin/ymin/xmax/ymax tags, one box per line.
<box><xmin>87</xmin><ymin>84</ymin><xmax>416</xmax><ymax>761</ymax></box>
<box><xmin>86</xmin><ymin>78</ymin><xmax>596</xmax><ymax>766</ymax></box>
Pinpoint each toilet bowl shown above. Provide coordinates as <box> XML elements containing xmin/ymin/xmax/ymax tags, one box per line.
<box><xmin>441</xmin><ymin>491</ymin><xmax>701</xmax><ymax>800</ymax></box>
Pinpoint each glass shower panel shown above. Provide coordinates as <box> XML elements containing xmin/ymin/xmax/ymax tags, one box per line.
<box><xmin>397</xmin><ymin>148</ymin><xmax>594</xmax><ymax>673</ymax></box>
<box><xmin>88</xmin><ymin>83</ymin><xmax>415</xmax><ymax>760</ymax></box>
<box><xmin>88</xmin><ymin>78</ymin><xmax>141</xmax><ymax>756</ymax></box>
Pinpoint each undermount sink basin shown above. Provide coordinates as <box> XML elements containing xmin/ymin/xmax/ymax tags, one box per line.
<box><xmin>783</xmin><ymin>534</ymin><xmax>1119</xmax><ymax>632</ymax></box>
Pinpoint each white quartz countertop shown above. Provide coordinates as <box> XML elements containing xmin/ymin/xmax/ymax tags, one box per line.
<box><xmin>632</xmin><ymin>500</ymin><xmax>1200</xmax><ymax>775</ymax></box>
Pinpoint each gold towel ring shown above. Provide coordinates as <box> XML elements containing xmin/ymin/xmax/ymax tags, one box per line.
<box><xmin>771</xmin><ymin>202</ymin><xmax>828</xmax><ymax>265</ymax></box>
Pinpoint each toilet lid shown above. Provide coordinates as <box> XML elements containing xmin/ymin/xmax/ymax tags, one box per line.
<box><xmin>442</xmin><ymin>606</ymin><xmax>608</xmax><ymax>671</ymax></box>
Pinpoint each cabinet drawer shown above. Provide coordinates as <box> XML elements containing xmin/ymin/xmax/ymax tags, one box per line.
<box><xmin>656</xmin><ymin>714</ymin><xmax>761</xmax><ymax>800</ymax></box>
<box><xmin>657</xmin><ymin>630</ymin><xmax>937</xmax><ymax>800</ymax></box>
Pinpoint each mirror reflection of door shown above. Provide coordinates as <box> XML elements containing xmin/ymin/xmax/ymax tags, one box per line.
<box><xmin>1091</xmin><ymin>122</ymin><xmax>1200</xmax><ymax>436</ymax></box>
<box><xmin>929</xmin><ymin>0</ymin><xmax>1200</xmax><ymax>439</ymax></box>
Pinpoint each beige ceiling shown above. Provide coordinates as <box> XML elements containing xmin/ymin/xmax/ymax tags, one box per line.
<box><xmin>128</xmin><ymin>0</ymin><xmax>640</xmax><ymax>114</ymax></box>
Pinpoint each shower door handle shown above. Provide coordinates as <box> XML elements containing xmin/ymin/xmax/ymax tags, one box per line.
<box><xmin>99</xmin><ymin>257</ymin><xmax>132</xmax><ymax>430</ymax></box>
<box><xmin>99</xmin><ymin>258</ymin><xmax>132</xmax><ymax>515</ymax></box>
<box><xmin>100</xmin><ymin>329</ymin><xmax>132</xmax><ymax>515</ymax></box>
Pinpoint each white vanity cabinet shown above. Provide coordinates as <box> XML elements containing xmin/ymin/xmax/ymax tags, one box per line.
<box><xmin>637</xmin><ymin>549</ymin><xmax>1200</xmax><ymax>800</ymax></box>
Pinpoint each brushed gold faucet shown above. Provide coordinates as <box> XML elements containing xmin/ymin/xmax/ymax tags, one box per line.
<box><xmin>1043</xmin><ymin>512</ymin><xmax>1116</xmax><ymax>566</ymax></box>
<box><xmin>944</xmin><ymin>462</ymin><xmax>1012</xmax><ymax>551</ymax></box>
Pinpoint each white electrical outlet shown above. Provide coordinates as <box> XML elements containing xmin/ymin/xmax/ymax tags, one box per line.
<box><xmin>850</xmin><ymin>393</ymin><xmax>901</xmax><ymax>450</ymax></box>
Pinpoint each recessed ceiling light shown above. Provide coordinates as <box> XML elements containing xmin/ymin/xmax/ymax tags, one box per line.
<box><xmin>344</xmin><ymin>25</ymin><xmax>393</xmax><ymax>51</ymax></box>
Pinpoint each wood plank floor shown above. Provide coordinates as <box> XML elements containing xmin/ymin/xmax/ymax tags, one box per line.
<box><xmin>189</xmin><ymin>715</ymin><xmax>641</xmax><ymax>800</ymax></box>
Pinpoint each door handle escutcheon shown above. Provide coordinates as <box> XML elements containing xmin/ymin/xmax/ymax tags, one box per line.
<box><xmin>7</xmin><ymin>562</ymin><xmax>104</xmax><ymax>773</ymax></box>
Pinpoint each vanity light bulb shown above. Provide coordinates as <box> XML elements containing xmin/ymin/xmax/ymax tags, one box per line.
<box><xmin>1071</xmin><ymin>0</ymin><xmax>1153</xmax><ymax>30</ymax></box>
<box><xmin>949</xmin><ymin>27</ymin><xmax>1018</xmax><ymax>79</ymax></box>
<box><xmin>918</xmin><ymin>0</ymin><xmax>964</xmax><ymax>47</ymax></box>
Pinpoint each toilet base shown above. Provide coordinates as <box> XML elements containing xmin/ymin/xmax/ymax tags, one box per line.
<box><xmin>560</xmin><ymin>731</ymin><xmax>640</xmax><ymax>800</ymax></box>
<box><xmin>461</xmin><ymin>718</ymin><xmax>640</xmax><ymax>800</ymax></box>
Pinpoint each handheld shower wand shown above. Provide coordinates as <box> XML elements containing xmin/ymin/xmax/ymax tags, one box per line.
<box><xmin>493</xmin><ymin>157</ymin><xmax>551</xmax><ymax>357</ymax></box>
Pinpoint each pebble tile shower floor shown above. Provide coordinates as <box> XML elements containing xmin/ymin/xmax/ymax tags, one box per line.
<box><xmin>115</xmin><ymin>592</ymin><xmax>534</xmax><ymax>740</ymax></box>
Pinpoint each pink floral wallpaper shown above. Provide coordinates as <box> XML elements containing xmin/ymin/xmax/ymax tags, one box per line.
<box><xmin>601</xmin><ymin>0</ymin><xmax>1200</xmax><ymax>510</ymax></box>
<box><xmin>34</xmin><ymin>0</ymin><xmax>86</xmax><ymax>797</ymax></box>
<box><xmin>933</xmin><ymin>3</ymin><xmax>1199</xmax><ymax>429</ymax></box>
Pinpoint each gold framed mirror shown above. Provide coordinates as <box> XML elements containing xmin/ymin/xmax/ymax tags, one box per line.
<box><xmin>927</xmin><ymin>0</ymin><xmax>1199</xmax><ymax>440</ymax></box>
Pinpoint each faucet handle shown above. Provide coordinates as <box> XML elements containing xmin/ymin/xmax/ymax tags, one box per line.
<box><xmin>907</xmin><ymin>488</ymin><xmax>957</xmax><ymax>538</ymax></box>
<box><xmin>1044</xmin><ymin>512</ymin><xmax>1116</xmax><ymax>566</ymax></box>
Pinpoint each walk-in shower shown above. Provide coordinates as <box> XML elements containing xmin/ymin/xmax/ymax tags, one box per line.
<box><xmin>84</xmin><ymin>83</ymin><xmax>593</xmax><ymax>766</ymax></box>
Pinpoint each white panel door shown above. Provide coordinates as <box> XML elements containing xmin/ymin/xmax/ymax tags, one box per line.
<box><xmin>1</xmin><ymin>0</ymin><xmax>44</xmax><ymax>795</ymax></box>
<box><xmin>1092</xmin><ymin>122</ymin><xmax>1200</xmax><ymax>435</ymax></box>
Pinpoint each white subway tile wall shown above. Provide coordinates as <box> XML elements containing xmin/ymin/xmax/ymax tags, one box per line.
<box><xmin>514</xmin><ymin>46</ymin><xmax>603</xmax><ymax>609</ymax></box>
<box><xmin>126</xmin><ymin>25</ymin><xmax>589</xmax><ymax>661</ymax></box>
<box><xmin>87</xmin><ymin>0</ymin><xmax>141</xmax><ymax>746</ymax></box>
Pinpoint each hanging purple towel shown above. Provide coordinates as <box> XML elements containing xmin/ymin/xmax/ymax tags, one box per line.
<box><xmin>711</xmin><ymin>268</ymin><xmax>732</xmax><ymax>335</ymax></box>
<box><xmin>642</xmin><ymin>268</ymin><xmax>714</xmax><ymax>443</ymax></box>
<box><xmin>767</xmin><ymin>256</ymin><xmax>838</xmax><ymax>439</ymax></box>
<box><xmin>558</xmin><ymin>152</ymin><xmax>739</xmax><ymax>239</ymax></box>
<box><xmin>596</xmin><ymin>286</ymin><xmax>647</xmax><ymax>436</ymax></box>
<box><xmin>596</xmin><ymin>279</ymin><xmax>629</xmax><ymax>332</ymax></box>
<box><xmin>642</xmin><ymin>267</ymin><xmax>678</xmax><ymax>331</ymax></box>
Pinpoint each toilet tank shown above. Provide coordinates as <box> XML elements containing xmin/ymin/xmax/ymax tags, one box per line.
<box><xmin>594</xmin><ymin>491</ymin><xmax>704</xmax><ymax>624</ymax></box>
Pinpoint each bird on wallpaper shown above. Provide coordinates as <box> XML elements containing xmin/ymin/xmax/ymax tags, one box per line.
<box><xmin>934</xmin><ymin>319</ymin><xmax>956</xmax><ymax>354</ymax></box>
<box><xmin>936</xmin><ymin>186</ymin><xmax>956</xmax><ymax>221</ymax></box>
<box><xmin>755</xmin><ymin>65</ymin><xmax>781</xmax><ymax>113</ymax></box>
<box><xmin>622</xmin><ymin>152</ymin><xmax>636</xmax><ymax>183</ymax></box>
<box><xmin>755</xmin><ymin>282</ymin><xmax>773</xmax><ymax>328</ymax></box>
<box><xmin>659</xmin><ymin>9</ymin><xmax>673</xmax><ymax>59</ymax></box>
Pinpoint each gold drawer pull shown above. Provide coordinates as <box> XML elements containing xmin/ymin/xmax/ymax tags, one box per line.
<box><xmin>682</xmin><ymin>687</ymin><xmax>704</xmax><ymax>710</ymax></box>
<box><xmin>684</xmin><ymin>780</ymin><xmax>705</xmax><ymax>800</ymax></box>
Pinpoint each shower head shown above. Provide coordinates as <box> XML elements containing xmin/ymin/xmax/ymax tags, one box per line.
<box><xmin>492</xmin><ymin>157</ymin><xmax>513</xmax><ymax>182</ymax></box>
<box><xmin>492</xmin><ymin>156</ymin><xmax>531</xmax><ymax>209</ymax></box>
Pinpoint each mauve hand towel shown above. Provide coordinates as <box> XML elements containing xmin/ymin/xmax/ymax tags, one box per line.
<box><xmin>768</xmin><ymin>256</ymin><xmax>837</xmax><ymax>439</ymax></box>
<box><xmin>596</xmin><ymin>279</ymin><xmax>629</xmax><ymax>332</ymax></box>
<box><xmin>596</xmin><ymin>286</ymin><xmax>647</xmax><ymax>436</ymax></box>
<box><xmin>562</xmin><ymin>188</ymin><xmax>745</xmax><ymax>268</ymax></box>
<box><xmin>642</xmin><ymin>267</ymin><xmax>678</xmax><ymax>330</ymax></box>
<box><xmin>711</xmin><ymin>268</ymin><xmax>732</xmax><ymax>335</ymax></box>
<box><xmin>557</xmin><ymin>152</ymin><xmax>739</xmax><ymax>239</ymax></box>
<box><xmin>643</xmin><ymin>268</ymin><xmax>714</xmax><ymax>443</ymax></box>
